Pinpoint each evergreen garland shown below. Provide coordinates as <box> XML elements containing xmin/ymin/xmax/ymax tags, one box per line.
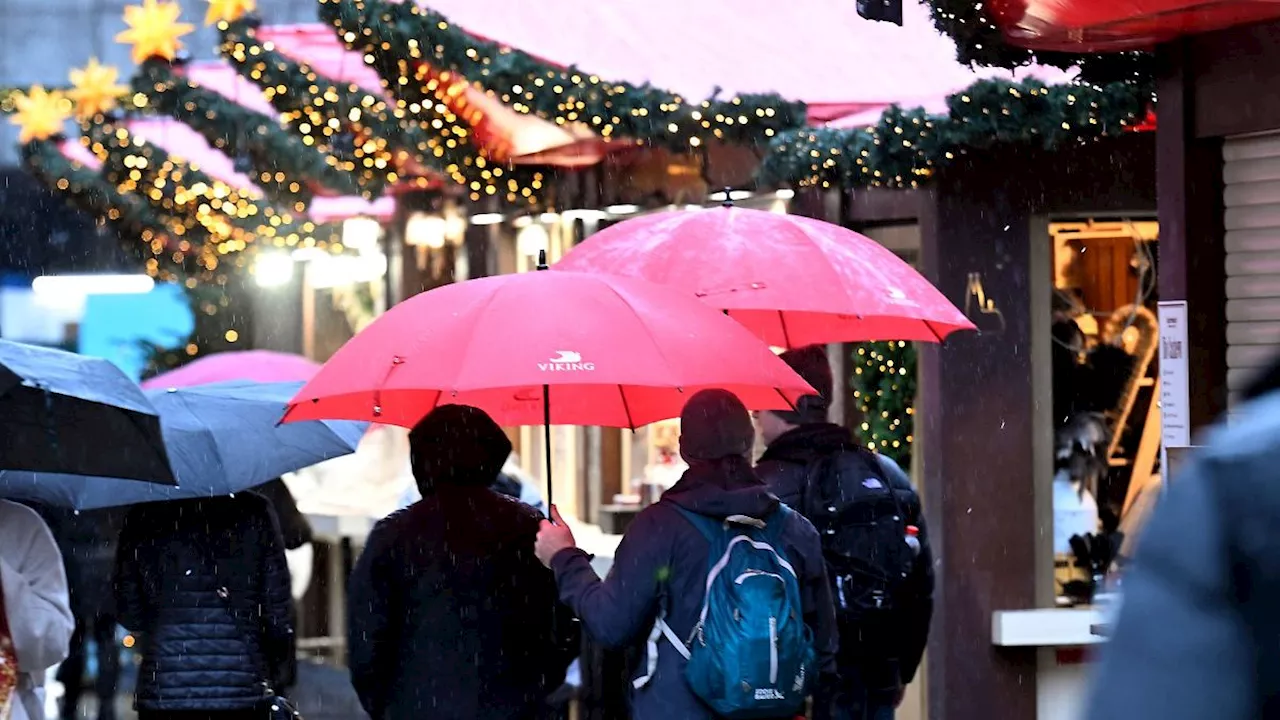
<box><xmin>852</xmin><ymin>341</ymin><xmax>917</xmax><ymax>471</ymax></box>
<box><xmin>131</xmin><ymin>58</ymin><xmax>366</xmax><ymax>207</ymax></box>
<box><xmin>85</xmin><ymin>120</ymin><xmax>343</xmax><ymax>253</ymax></box>
<box><xmin>22</xmin><ymin>138</ymin><xmax>247</xmax><ymax>372</ymax></box>
<box><xmin>317</xmin><ymin>0</ymin><xmax>806</xmax><ymax>151</ymax></box>
<box><xmin>758</xmin><ymin>77</ymin><xmax>1149</xmax><ymax>190</ymax></box>
<box><xmin>219</xmin><ymin>17</ymin><xmax>546</xmax><ymax>204</ymax></box>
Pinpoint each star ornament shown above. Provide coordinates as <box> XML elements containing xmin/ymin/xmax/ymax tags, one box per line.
<box><xmin>115</xmin><ymin>0</ymin><xmax>194</xmax><ymax>64</ymax></box>
<box><xmin>9</xmin><ymin>87</ymin><xmax>71</xmax><ymax>144</ymax></box>
<box><xmin>205</xmin><ymin>0</ymin><xmax>256</xmax><ymax>26</ymax></box>
<box><xmin>68</xmin><ymin>59</ymin><xmax>127</xmax><ymax>118</ymax></box>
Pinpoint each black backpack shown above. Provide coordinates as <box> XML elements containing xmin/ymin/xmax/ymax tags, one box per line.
<box><xmin>799</xmin><ymin>448</ymin><xmax>914</xmax><ymax>630</ymax></box>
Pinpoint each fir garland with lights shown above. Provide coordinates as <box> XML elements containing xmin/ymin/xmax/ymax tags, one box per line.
<box><xmin>317</xmin><ymin>0</ymin><xmax>806</xmax><ymax>152</ymax></box>
<box><xmin>219</xmin><ymin>18</ymin><xmax>546</xmax><ymax>204</ymax></box>
<box><xmin>131</xmin><ymin>58</ymin><xmax>365</xmax><ymax>207</ymax></box>
<box><xmin>852</xmin><ymin>341</ymin><xmax>917</xmax><ymax>471</ymax></box>
<box><xmin>219</xmin><ymin>18</ymin><xmax>400</xmax><ymax>198</ymax></box>
<box><xmin>922</xmin><ymin>0</ymin><xmax>1155</xmax><ymax>87</ymax></box>
<box><xmin>758</xmin><ymin>77</ymin><xmax>1148</xmax><ymax>190</ymax></box>
<box><xmin>86</xmin><ymin>120</ymin><xmax>343</xmax><ymax>255</ymax></box>
<box><xmin>21</xmin><ymin>138</ymin><xmax>247</xmax><ymax>371</ymax></box>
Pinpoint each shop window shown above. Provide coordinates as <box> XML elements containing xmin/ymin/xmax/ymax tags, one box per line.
<box><xmin>1047</xmin><ymin>219</ymin><xmax>1160</xmax><ymax>605</ymax></box>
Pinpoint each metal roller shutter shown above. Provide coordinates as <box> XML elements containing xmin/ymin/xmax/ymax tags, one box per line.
<box><xmin>1225</xmin><ymin>132</ymin><xmax>1280</xmax><ymax>408</ymax></box>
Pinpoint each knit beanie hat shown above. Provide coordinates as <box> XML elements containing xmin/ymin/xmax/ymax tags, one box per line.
<box><xmin>679</xmin><ymin>389</ymin><xmax>755</xmax><ymax>462</ymax></box>
<box><xmin>774</xmin><ymin>345</ymin><xmax>833</xmax><ymax>425</ymax></box>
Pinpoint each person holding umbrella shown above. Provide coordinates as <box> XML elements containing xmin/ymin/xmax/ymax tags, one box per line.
<box><xmin>0</xmin><ymin>499</ymin><xmax>74</xmax><ymax>720</ymax></box>
<box><xmin>347</xmin><ymin>404</ymin><xmax>577</xmax><ymax>720</ymax></box>
<box><xmin>534</xmin><ymin>389</ymin><xmax>838</xmax><ymax>720</ymax></box>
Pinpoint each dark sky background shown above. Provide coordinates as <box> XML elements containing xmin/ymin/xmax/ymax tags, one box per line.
<box><xmin>0</xmin><ymin>167</ymin><xmax>134</xmax><ymax>278</ymax></box>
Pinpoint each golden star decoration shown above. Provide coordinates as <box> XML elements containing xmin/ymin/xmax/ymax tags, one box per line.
<box><xmin>68</xmin><ymin>59</ymin><xmax>127</xmax><ymax>118</ymax></box>
<box><xmin>205</xmin><ymin>0</ymin><xmax>255</xmax><ymax>26</ymax></box>
<box><xmin>8</xmin><ymin>87</ymin><xmax>71</xmax><ymax>144</ymax></box>
<box><xmin>115</xmin><ymin>0</ymin><xmax>194</xmax><ymax>64</ymax></box>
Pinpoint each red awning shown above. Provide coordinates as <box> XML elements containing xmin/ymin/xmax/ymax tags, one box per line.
<box><xmin>991</xmin><ymin>0</ymin><xmax>1280</xmax><ymax>51</ymax></box>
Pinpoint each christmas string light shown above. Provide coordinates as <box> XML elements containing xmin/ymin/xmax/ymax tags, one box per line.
<box><xmin>851</xmin><ymin>341</ymin><xmax>917</xmax><ymax>469</ymax></box>
<box><xmin>316</xmin><ymin>0</ymin><xmax>805</xmax><ymax>152</ymax></box>
<box><xmin>758</xmin><ymin>77</ymin><xmax>1149</xmax><ymax>190</ymax></box>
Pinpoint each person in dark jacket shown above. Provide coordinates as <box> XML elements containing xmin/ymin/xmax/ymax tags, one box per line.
<box><xmin>755</xmin><ymin>345</ymin><xmax>934</xmax><ymax>720</ymax></box>
<box><xmin>535</xmin><ymin>389</ymin><xmax>839</xmax><ymax>720</ymax></box>
<box><xmin>348</xmin><ymin>404</ymin><xmax>577</xmax><ymax>720</ymax></box>
<box><xmin>1085</xmin><ymin>356</ymin><xmax>1280</xmax><ymax>719</ymax></box>
<box><xmin>114</xmin><ymin>494</ymin><xmax>294</xmax><ymax>720</ymax></box>
<box><xmin>36</xmin><ymin>506</ymin><xmax>126</xmax><ymax>720</ymax></box>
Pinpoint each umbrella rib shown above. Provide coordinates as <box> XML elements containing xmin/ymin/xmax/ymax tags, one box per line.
<box><xmin>617</xmin><ymin>385</ymin><xmax>636</xmax><ymax>431</ymax></box>
<box><xmin>599</xmin><ymin>282</ymin><xmax>680</xmax><ymax>385</ymax></box>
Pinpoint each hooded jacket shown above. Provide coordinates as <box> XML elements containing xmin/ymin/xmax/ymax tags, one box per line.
<box><xmin>348</xmin><ymin>405</ymin><xmax>577</xmax><ymax>720</ymax></box>
<box><xmin>551</xmin><ymin>460</ymin><xmax>838</xmax><ymax>720</ymax></box>
<box><xmin>756</xmin><ymin>423</ymin><xmax>934</xmax><ymax>695</ymax></box>
<box><xmin>1086</xmin><ymin>357</ymin><xmax>1280</xmax><ymax>719</ymax></box>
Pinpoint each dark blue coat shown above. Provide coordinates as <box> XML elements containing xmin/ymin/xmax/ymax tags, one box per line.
<box><xmin>115</xmin><ymin>494</ymin><xmax>294</xmax><ymax>712</ymax></box>
<box><xmin>551</xmin><ymin>461</ymin><xmax>838</xmax><ymax>720</ymax></box>
<box><xmin>1087</xmin><ymin>385</ymin><xmax>1280</xmax><ymax>719</ymax></box>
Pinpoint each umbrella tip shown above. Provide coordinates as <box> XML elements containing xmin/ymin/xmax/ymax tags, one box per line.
<box><xmin>537</xmin><ymin>249</ymin><xmax>549</xmax><ymax>271</ymax></box>
<box><xmin>721</xmin><ymin>186</ymin><xmax>733</xmax><ymax>208</ymax></box>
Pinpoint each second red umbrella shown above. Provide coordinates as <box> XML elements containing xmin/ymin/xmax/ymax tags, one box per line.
<box><xmin>555</xmin><ymin>204</ymin><xmax>975</xmax><ymax>347</ymax></box>
<box><xmin>282</xmin><ymin>252</ymin><xmax>814</xmax><ymax>507</ymax></box>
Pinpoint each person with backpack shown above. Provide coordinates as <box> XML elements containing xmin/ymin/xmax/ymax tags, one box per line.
<box><xmin>755</xmin><ymin>346</ymin><xmax>934</xmax><ymax>720</ymax></box>
<box><xmin>535</xmin><ymin>389</ymin><xmax>838</xmax><ymax>720</ymax></box>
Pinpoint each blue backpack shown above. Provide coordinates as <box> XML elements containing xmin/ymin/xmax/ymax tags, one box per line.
<box><xmin>635</xmin><ymin>505</ymin><xmax>815</xmax><ymax>718</ymax></box>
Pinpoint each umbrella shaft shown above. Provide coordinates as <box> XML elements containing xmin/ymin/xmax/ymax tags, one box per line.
<box><xmin>543</xmin><ymin>384</ymin><xmax>552</xmax><ymax>513</ymax></box>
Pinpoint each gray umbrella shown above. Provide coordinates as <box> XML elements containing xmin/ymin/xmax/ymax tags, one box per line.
<box><xmin>0</xmin><ymin>340</ymin><xmax>174</xmax><ymax>483</ymax></box>
<box><xmin>0</xmin><ymin>381</ymin><xmax>367</xmax><ymax>510</ymax></box>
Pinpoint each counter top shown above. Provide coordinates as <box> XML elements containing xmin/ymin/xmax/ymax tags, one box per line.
<box><xmin>992</xmin><ymin>608</ymin><xmax>1105</xmax><ymax>647</ymax></box>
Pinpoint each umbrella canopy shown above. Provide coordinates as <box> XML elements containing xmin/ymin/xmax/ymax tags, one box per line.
<box><xmin>554</xmin><ymin>205</ymin><xmax>975</xmax><ymax>348</ymax></box>
<box><xmin>0</xmin><ymin>340</ymin><xmax>175</xmax><ymax>483</ymax></box>
<box><xmin>142</xmin><ymin>350</ymin><xmax>322</xmax><ymax>389</ymax></box>
<box><xmin>0</xmin><ymin>381</ymin><xmax>366</xmax><ymax>511</ymax></box>
<box><xmin>282</xmin><ymin>261</ymin><xmax>814</xmax><ymax>429</ymax></box>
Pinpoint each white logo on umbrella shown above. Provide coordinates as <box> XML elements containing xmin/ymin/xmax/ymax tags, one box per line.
<box><xmin>538</xmin><ymin>351</ymin><xmax>595</xmax><ymax>372</ymax></box>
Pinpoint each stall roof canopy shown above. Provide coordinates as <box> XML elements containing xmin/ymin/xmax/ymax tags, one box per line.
<box><xmin>268</xmin><ymin>0</ymin><xmax>1073</xmax><ymax>130</ymax></box>
<box><xmin>991</xmin><ymin>0</ymin><xmax>1280</xmax><ymax>51</ymax></box>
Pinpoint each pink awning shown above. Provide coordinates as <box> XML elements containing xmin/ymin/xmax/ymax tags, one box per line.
<box><xmin>255</xmin><ymin>25</ymin><xmax>607</xmax><ymax>168</ymax></box>
<box><xmin>183</xmin><ymin>62</ymin><xmax>279</xmax><ymax>118</ymax></box>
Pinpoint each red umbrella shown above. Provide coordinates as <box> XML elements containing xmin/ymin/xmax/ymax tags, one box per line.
<box><xmin>142</xmin><ymin>350</ymin><xmax>320</xmax><ymax>389</ymax></box>
<box><xmin>555</xmin><ymin>205</ymin><xmax>974</xmax><ymax>348</ymax></box>
<box><xmin>282</xmin><ymin>254</ymin><xmax>813</xmax><ymax>506</ymax></box>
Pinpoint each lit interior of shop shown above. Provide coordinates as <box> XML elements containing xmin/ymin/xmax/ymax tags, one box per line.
<box><xmin>1047</xmin><ymin>218</ymin><xmax>1159</xmax><ymax>606</ymax></box>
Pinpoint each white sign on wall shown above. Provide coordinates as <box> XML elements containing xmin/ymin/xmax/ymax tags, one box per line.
<box><xmin>1158</xmin><ymin>301</ymin><xmax>1191</xmax><ymax>483</ymax></box>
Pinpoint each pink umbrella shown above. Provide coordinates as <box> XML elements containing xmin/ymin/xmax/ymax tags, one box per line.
<box><xmin>141</xmin><ymin>351</ymin><xmax>321</xmax><ymax>389</ymax></box>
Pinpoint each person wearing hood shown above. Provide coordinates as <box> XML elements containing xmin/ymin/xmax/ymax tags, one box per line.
<box><xmin>0</xmin><ymin>499</ymin><xmax>74</xmax><ymax>720</ymax></box>
<box><xmin>348</xmin><ymin>404</ymin><xmax>577</xmax><ymax>720</ymax></box>
<box><xmin>535</xmin><ymin>389</ymin><xmax>838</xmax><ymax>719</ymax></box>
<box><xmin>755</xmin><ymin>345</ymin><xmax>933</xmax><ymax>720</ymax></box>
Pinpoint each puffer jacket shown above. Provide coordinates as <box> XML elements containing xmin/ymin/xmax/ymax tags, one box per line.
<box><xmin>115</xmin><ymin>493</ymin><xmax>294</xmax><ymax>712</ymax></box>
